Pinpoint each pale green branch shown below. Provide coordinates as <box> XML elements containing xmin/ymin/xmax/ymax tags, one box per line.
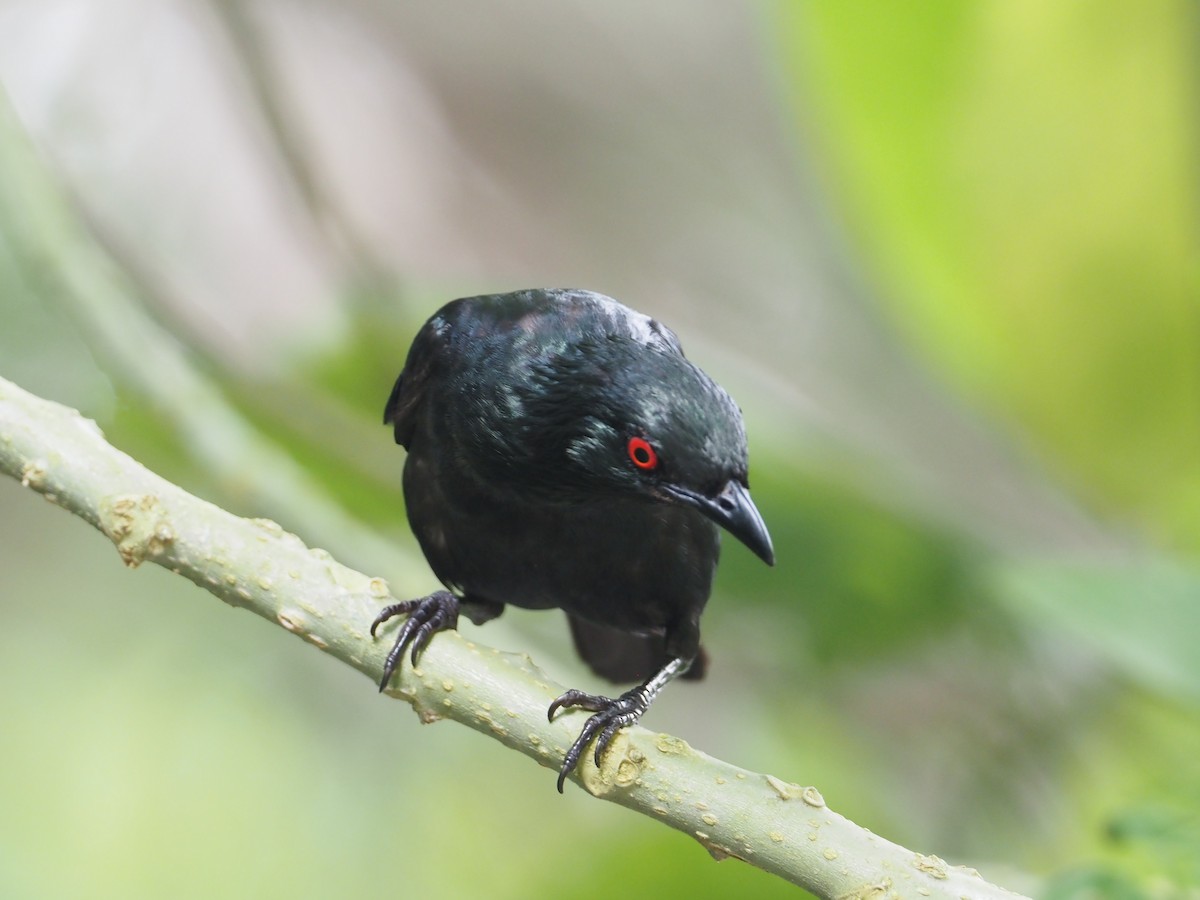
<box><xmin>0</xmin><ymin>375</ymin><xmax>1027</xmax><ymax>899</ymax></box>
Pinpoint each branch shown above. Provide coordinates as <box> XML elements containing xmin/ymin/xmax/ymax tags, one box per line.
<box><xmin>0</xmin><ymin>375</ymin><xmax>1026</xmax><ymax>898</ymax></box>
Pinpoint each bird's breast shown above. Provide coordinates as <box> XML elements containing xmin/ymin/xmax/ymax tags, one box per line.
<box><xmin>403</xmin><ymin>449</ymin><xmax>719</xmax><ymax>632</ymax></box>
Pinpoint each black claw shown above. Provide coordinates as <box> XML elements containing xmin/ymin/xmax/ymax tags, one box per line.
<box><xmin>370</xmin><ymin>600</ymin><xmax>417</xmax><ymax>638</ymax></box>
<box><xmin>547</xmin><ymin>688</ymin><xmax>597</xmax><ymax>721</ymax></box>
<box><xmin>410</xmin><ymin>619</ymin><xmax>439</xmax><ymax>664</ymax></box>
<box><xmin>593</xmin><ymin>721</ymin><xmax>622</xmax><ymax>767</ymax></box>
<box><xmin>371</xmin><ymin>591</ymin><xmax>460</xmax><ymax>691</ymax></box>
<box><xmin>548</xmin><ymin>686</ymin><xmax>651</xmax><ymax>793</ymax></box>
<box><xmin>556</xmin><ymin>738</ymin><xmax>584</xmax><ymax>793</ymax></box>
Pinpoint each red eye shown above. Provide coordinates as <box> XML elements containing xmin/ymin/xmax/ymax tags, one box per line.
<box><xmin>628</xmin><ymin>436</ymin><xmax>658</xmax><ymax>470</ymax></box>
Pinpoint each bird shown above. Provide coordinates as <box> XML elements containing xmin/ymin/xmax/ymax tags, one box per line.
<box><xmin>370</xmin><ymin>288</ymin><xmax>774</xmax><ymax>792</ymax></box>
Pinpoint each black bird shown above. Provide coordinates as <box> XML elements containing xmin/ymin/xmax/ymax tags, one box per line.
<box><xmin>371</xmin><ymin>288</ymin><xmax>774</xmax><ymax>791</ymax></box>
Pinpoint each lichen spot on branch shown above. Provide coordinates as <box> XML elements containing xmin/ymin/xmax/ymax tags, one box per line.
<box><xmin>20</xmin><ymin>459</ymin><xmax>49</xmax><ymax>490</ymax></box>
<box><xmin>100</xmin><ymin>493</ymin><xmax>176</xmax><ymax>567</ymax></box>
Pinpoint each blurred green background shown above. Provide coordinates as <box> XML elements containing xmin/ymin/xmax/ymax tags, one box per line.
<box><xmin>1</xmin><ymin>2</ymin><xmax>1197</xmax><ymax>897</ymax></box>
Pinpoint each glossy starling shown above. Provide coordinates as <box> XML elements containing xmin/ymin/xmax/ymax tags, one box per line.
<box><xmin>371</xmin><ymin>288</ymin><xmax>774</xmax><ymax>791</ymax></box>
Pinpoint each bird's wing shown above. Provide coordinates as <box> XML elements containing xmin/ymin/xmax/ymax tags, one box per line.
<box><xmin>567</xmin><ymin>614</ymin><xmax>706</xmax><ymax>684</ymax></box>
<box><xmin>383</xmin><ymin>315</ymin><xmax>447</xmax><ymax>448</ymax></box>
<box><xmin>383</xmin><ymin>368</ymin><xmax>424</xmax><ymax>447</ymax></box>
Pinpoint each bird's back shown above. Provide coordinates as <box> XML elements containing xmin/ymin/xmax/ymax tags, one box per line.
<box><xmin>386</xmin><ymin>289</ymin><xmax>684</xmax><ymax>444</ymax></box>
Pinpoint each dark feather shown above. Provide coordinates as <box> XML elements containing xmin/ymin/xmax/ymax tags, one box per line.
<box><xmin>567</xmin><ymin>615</ymin><xmax>708</xmax><ymax>683</ymax></box>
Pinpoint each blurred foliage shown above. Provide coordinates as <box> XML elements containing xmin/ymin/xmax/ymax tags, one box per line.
<box><xmin>774</xmin><ymin>2</ymin><xmax>1200</xmax><ymax>894</ymax></box>
<box><xmin>780</xmin><ymin>0</ymin><xmax>1200</xmax><ymax>551</ymax></box>
<box><xmin>998</xmin><ymin>560</ymin><xmax>1200</xmax><ymax>703</ymax></box>
<box><xmin>728</xmin><ymin>449</ymin><xmax>981</xmax><ymax>663</ymax></box>
<box><xmin>1</xmin><ymin>2</ymin><xmax>1199</xmax><ymax>898</ymax></box>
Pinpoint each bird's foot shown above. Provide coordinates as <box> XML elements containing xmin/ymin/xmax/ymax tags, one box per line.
<box><xmin>547</xmin><ymin>685</ymin><xmax>651</xmax><ymax>793</ymax></box>
<box><xmin>370</xmin><ymin>590</ymin><xmax>460</xmax><ymax>691</ymax></box>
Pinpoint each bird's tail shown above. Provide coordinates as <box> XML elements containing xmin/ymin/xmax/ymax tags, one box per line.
<box><xmin>566</xmin><ymin>614</ymin><xmax>707</xmax><ymax>684</ymax></box>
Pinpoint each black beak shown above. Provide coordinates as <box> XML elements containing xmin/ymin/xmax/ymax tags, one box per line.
<box><xmin>664</xmin><ymin>479</ymin><xmax>775</xmax><ymax>566</ymax></box>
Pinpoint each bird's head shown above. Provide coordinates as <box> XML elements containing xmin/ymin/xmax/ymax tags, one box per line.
<box><xmin>519</xmin><ymin>338</ymin><xmax>775</xmax><ymax>566</ymax></box>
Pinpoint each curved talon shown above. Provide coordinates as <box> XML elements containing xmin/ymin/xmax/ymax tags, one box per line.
<box><xmin>547</xmin><ymin>688</ymin><xmax>603</xmax><ymax>721</ymax></box>
<box><xmin>370</xmin><ymin>600</ymin><xmax>417</xmax><ymax>637</ymax></box>
<box><xmin>371</xmin><ymin>590</ymin><xmax>460</xmax><ymax>692</ymax></box>
<box><xmin>557</xmin><ymin>724</ymin><xmax>595</xmax><ymax>793</ymax></box>
<box><xmin>548</xmin><ymin>686</ymin><xmax>651</xmax><ymax>793</ymax></box>
<box><xmin>593</xmin><ymin>720</ymin><xmax>623</xmax><ymax>767</ymax></box>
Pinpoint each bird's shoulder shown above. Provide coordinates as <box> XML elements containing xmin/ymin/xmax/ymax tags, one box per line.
<box><xmin>385</xmin><ymin>289</ymin><xmax>683</xmax><ymax>445</ymax></box>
